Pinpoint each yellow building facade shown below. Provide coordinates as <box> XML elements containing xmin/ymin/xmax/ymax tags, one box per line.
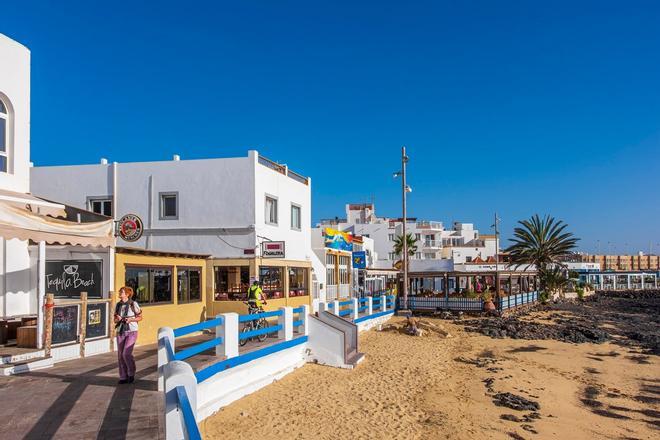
<box><xmin>114</xmin><ymin>247</ymin><xmax>210</xmax><ymax>346</ymax></box>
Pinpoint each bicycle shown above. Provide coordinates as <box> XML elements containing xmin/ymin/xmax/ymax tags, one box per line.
<box><xmin>239</xmin><ymin>302</ymin><xmax>269</xmax><ymax>346</ymax></box>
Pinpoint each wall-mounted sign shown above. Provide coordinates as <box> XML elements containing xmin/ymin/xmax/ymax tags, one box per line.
<box><xmin>261</xmin><ymin>241</ymin><xmax>285</xmax><ymax>258</ymax></box>
<box><xmin>52</xmin><ymin>305</ymin><xmax>79</xmax><ymax>345</ymax></box>
<box><xmin>352</xmin><ymin>251</ymin><xmax>367</xmax><ymax>269</ymax></box>
<box><xmin>46</xmin><ymin>260</ymin><xmax>103</xmax><ymax>298</ymax></box>
<box><xmin>86</xmin><ymin>302</ymin><xmax>108</xmax><ymax>339</ymax></box>
<box><xmin>324</xmin><ymin>227</ymin><xmax>353</xmax><ymax>251</ymax></box>
<box><xmin>117</xmin><ymin>213</ymin><xmax>144</xmax><ymax>242</ymax></box>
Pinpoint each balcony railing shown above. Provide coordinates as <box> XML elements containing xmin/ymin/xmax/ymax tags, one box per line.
<box><xmin>423</xmin><ymin>240</ymin><xmax>442</xmax><ymax>248</ymax></box>
<box><xmin>258</xmin><ymin>154</ymin><xmax>309</xmax><ymax>185</ymax></box>
<box><xmin>416</xmin><ymin>221</ymin><xmax>443</xmax><ymax>230</ymax></box>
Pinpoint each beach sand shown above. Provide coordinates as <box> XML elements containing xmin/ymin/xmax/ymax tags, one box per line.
<box><xmin>201</xmin><ymin>314</ymin><xmax>659</xmax><ymax>439</ymax></box>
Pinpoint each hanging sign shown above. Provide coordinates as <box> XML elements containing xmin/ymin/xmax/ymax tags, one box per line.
<box><xmin>117</xmin><ymin>214</ymin><xmax>144</xmax><ymax>242</ymax></box>
<box><xmin>352</xmin><ymin>251</ymin><xmax>367</xmax><ymax>269</ymax></box>
<box><xmin>262</xmin><ymin>241</ymin><xmax>285</xmax><ymax>258</ymax></box>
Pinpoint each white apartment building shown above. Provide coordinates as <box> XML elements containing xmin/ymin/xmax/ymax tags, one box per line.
<box><xmin>31</xmin><ymin>151</ymin><xmax>323</xmax><ymax>305</ymax></box>
<box><xmin>319</xmin><ymin>203</ymin><xmax>497</xmax><ymax>268</ymax></box>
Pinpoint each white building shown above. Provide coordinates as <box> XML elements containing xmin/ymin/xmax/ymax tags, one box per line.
<box><xmin>31</xmin><ymin>151</ymin><xmax>322</xmax><ymax>305</ymax></box>
<box><xmin>319</xmin><ymin>203</ymin><xmax>497</xmax><ymax>267</ymax></box>
<box><xmin>0</xmin><ymin>34</ymin><xmax>114</xmax><ymax>365</ymax></box>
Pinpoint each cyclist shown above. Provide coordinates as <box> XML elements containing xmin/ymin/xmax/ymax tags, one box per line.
<box><xmin>247</xmin><ymin>280</ymin><xmax>267</xmax><ymax>312</ymax></box>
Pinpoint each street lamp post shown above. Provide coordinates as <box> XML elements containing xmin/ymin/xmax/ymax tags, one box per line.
<box><xmin>492</xmin><ymin>213</ymin><xmax>501</xmax><ymax>302</ymax></box>
<box><xmin>394</xmin><ymin>146</ymin><xmax>411</xmax><ymax>311</ymax></box>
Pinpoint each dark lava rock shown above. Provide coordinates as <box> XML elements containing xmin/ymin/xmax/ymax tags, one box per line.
<box><xmin>500</xmin><ymin>414</ymin><xmax>522</xmax><ymax>422</ymax></box>
<box><xmin>521</xmin><ymin>424</ymin><xmax>538</xmax><ymax>434</ymax></box>
<box><xmin>493</xmin><ymin>393</ymin><xmax>541</xmax><ymax>411</ymax></box>
<box><xmin>508</xmin><ymin>433</ymin><xmax>526</xmax><ymax>440</ymax></box>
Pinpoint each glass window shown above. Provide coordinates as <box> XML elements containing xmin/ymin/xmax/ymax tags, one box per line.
<box><xmin>89</xmin><ymin>198</ymin><xmax>112</xmax><ymax>217</ymax></box>
<box><xmin>288</xmin><ymin>267</ymin><xmax>308</xmax><ymax>297</ymax></box>
<box><xmin>388</xmin><ymin>234</ymin><xmax>395</xmax><ymax>241</ymax></box>
<box><xmin>259</xmin><ymin>266</ymin><xmax>283</xmax><ymax>298</ymax></box>
<box><xmin>291</xmin><ymin>204</ymin><xmax>301</xmax><ymax>230</ymax></box>
<box><xmin>0</xmin><ymin>118</ymin><xmax>5</xmax><ymax>153</ymax></box>
<box><xmin>178</xmin><ymin>267</ymin><xmax>202</xmax><ymax>303</ymax></box>
<box><xmin>0</xmin><ymin>98</ymin><xmax>8</xmax><ymax>173</ymax></box>
<box><xmin>214</xmin><ymin>266</ymin><xmax>250</xmax><ymax>301</ymax></box>
<box><xmin>160</xmin><ymin>192</ymin><xmax>178</xmax><ymax>219</ymax></box>
<box><xmin>125</xmin><ymin>266</ymin><xmax>173</xmax><ymax>305</ymax></box>
<box><xmin>265</xmin><ymin>196</ymin><xmax>278</xmax><ymax>225</ymax></box>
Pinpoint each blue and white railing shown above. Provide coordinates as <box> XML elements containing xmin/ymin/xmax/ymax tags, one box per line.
<box><xmin>314</xmin><ymin>295</ymin><xmax>396</xmax><ymax>328</ymax></box>
<box><xmin>158</xmin><ymin>305</ymin><xmax>310</xmax><ymax>439</ymax></box>
<box><xmin>498</xmin><ymin>291</ymin><xmax>538</xmax><ymax>310</ymax></box>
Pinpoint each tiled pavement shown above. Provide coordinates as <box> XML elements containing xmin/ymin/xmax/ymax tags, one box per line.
<box><xmin>0</xmin><ymin>343</ymin><xmax>164</xmax><ymax>440</ymax></box>
<box><xmin>0</xmin><ymin>332</ymin><xmax>282</xmax><ymax>440</ymax></box>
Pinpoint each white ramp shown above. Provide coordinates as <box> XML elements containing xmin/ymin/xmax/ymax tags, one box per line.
<box><xmin>307</xmin><ymin>311</ymin><xmax>364</xmax><ymax>369</ymax></box>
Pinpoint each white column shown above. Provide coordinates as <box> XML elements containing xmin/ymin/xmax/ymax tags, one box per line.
<box><xmin>381</xmin><ymin>295</ymin><xmax>386</xmax><ymax>312</ymax></box>
<box><xmin>641</xmin><ymin>274</ymin><xmax>645</xmax><ymax>290</ymax></box>
<box><xmin>351</xmin><ymin>298</ymin><xmax>359</xmax><ymax>320</ymax></box>
<box><xmin>157</xmin><ymin>327</ymin><xmax>175</xmax><ymax>392</ymax></box>
<box><xmin>164</xmin><ymin>360</ymin><xmax>197</xmax><ymax>440</ymax></box>
<box><xmin>319</xmin><ymin>301</ymin><xmax>328</xmax><ymax>313</ymax></box>
<box><xmin>278</xmin><ymin>306</ymin><xmax>293</xmax><ymax>341</ymax></box>
<box><xmin>312</xmin><ymin>298</ymin><xmax>320</xmax><ymax>314</ymax></box>
<box><xmin>627</xmin><ymin>274</ymin><xmax>631</xmax><ymax>289</ymax></box>
<box><xmin>367</xmin><ymin>296</ymin><xmax>373</xmax><ymax>316</ymax></box>
<box><xmin>37</xmin><ymin>241</ymin><xmax>46</xmax><ymax>349</ymax></box>
<box><xmin>332</xmin><ymin>300</ymin><xmax>340</xmax><ymax>315</ymax></box>
<box><xmin>299</xmin><ymin>305</ymin><xmax>309</xmax><ymax>336</ymax></box>
<box><xmin>217</xmin><ymin>313</ymin><xmax>238</xmax><ymax>359</ymax></box>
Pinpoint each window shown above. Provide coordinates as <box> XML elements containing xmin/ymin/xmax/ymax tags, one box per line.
<box><xmin>178</xmin><ymin>267</ymin><xmax>202</xmax><ymax>303</ymax></box>
<box><xmin>88</xmin><ymin>197</ymin><xmax>112</xmax><ymax>217</ymax></box>
<box><xmin>424</xmin><ymin>253</ymin><xmax>435</xmax><ymax>260</ymax></box>
<box><xmin>388</xmin><ymin>234</ymin><xmax>395</xmax><ymax>241</ymax></box>
<box><xmin>125</xmin><ymin>266</ymin><xmax>173</xmax><ymax>305</ymax></box>
<box><xmin>415</xmin><ymin>233</ymin><xmax>421</xmax><ymax>241</ymax></box>
<box><xmin>214</xmin><ymin>266</ymin><xmax>249</xmax><ymax>301</ymax></box>
<box><xmin>265</xmin><ymin>196</ymin><xmax>278</xmax><ymax>225</ymax></box>
<box><xmin>415</xmin><ymin>252</ymin><xmax>422</xmax><ymax>259</ymax></box>
<box><xmin>291</xmin><ymin>204</ymin><xmax>301</xmax><ymax>230</ymax></box>
<box><xmin>289</xmin><ymin>267</ymin><xmax>308</xmax><ymax>297</ymax></box>
<box><xmin>389</xmin><ymin>252</ymin><xmax>397</xmax><ymax>260</ymax></box>
<box><xmin>0</xmin><ymin>98</ymin><xmax>9</xmax><ymax>173</ymax></box>
<box><xmin>466</xmin><ymin>256</ymin><xmax>473</xmax><ymax>262</ymax></box>
<box><xmin>159</xmin><ymin>192</ymin><xmax>178</xmax><ymax>219</ymax></box>
<box><xmin>259</xmin><ymin>266</ymin><xmax>284</xmax><ymax>298</ymax></box>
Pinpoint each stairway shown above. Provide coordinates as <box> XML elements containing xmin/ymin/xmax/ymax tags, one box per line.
<box><xmin>0</xmin><ymin>349</ymin><xmax>53</xmax><ymax>376</ymax></box>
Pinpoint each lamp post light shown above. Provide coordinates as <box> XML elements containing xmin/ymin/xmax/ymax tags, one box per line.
<box><xmin>492</xmin><ymin>213</ymin><xmax>501</xmax><ymax>302</ymax></box>
<box><xmin>393</xmin><ymin>146</ymin><xmax>411</xmax><ymax>311</ymax></box>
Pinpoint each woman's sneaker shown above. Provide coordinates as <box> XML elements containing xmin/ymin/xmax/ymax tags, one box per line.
<box><xmin>118</xmin><ymin>379</ymin><xmax>128</xmax><ymax>384</ymax></box>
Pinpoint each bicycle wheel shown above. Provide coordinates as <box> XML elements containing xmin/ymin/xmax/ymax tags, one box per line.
<box><xmin>257</xmin><ymin>318</ymin><xmax>269</xmax><ymax>342</ymax></box>
<box><xmin>239</xmin><ymin>323</ymin><xmax>251</xmax><ymax>346</ymax></box>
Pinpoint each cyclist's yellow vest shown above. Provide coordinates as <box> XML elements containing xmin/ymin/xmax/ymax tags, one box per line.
<box><xmin>248</xmin><ymin>285</ymin><xmax>263</xmax><ymax>306</ymax></box>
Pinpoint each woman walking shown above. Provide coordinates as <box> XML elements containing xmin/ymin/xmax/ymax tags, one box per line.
<box><xmin>114</xmin><ymin>286</ymin><xmax>142</xmax><ymax>384</ymax></box>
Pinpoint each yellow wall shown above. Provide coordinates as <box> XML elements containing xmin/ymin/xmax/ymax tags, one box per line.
<box><xmin>114</xmin><ymin>252</ymin><xmax>208</xmax><ymax>346</ymax></box>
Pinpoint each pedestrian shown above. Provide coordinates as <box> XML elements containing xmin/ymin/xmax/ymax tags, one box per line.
<box><xmin>114</xmin><ymin>286</ymin><xmax>142</xmax><ymax>384</ymax></box>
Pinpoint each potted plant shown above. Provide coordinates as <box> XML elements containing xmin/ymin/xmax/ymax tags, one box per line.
<box><xmin>482</xmin><ymin>291</ymin><xmax>496</xmax><ymax>311</ymax></box>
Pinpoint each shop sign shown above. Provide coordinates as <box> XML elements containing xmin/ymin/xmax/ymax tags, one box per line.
<box><xmin>262</xmin><ymin>241</ymin><xmax>285</xmax><ymax>258</ymax></box>
<box><xmin>352</xmin><ymin>251</ymin><xmax>367</xmax><ymax>269</ymax></box>
<box><xmin>46</xmin><ymin>260</ymin><xmax>103</xmax><ymax>298</ymax></box>
<box><xmin>117</xmin><ymin>213</ymin><xmax>144</xmax><ymax>242</ymax></box>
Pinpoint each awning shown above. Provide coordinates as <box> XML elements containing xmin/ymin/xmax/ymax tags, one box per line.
<box><xmin>0</xmin><ymin>200</ymin><xmax>115</xmax><ymax>248</ymax></box>
<box><xmin>0</xmin><ymin>188</ymin><xmax>67</xmax><ymax>218</ymax></box>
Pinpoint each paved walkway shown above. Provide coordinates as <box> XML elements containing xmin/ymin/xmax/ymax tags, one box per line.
<box><xmin>0</xmin><ymin>333</ymin><xmax>281</xmax><ymax>440</ymax></box>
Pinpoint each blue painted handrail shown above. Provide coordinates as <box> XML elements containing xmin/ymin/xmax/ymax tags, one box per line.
<box><xmin>358</xmin><ymin>298</ymin><xmax>369</xmax><ymax>303</ymax></box>
<box><xmin>174</xmin><ymin>317</ymin><xmax>223</xmax><ymax>338</ymax></box>
<box><xmin>196</xmin><ymin>336</ymin><xmax>309</xmax><ymax>383</ymax></box>
<box><xmin>293</xmin><ymin>319</ymin><xmax>303</xmax><ymax>328</ymax></box>
<box><xmin>238</xmin><ymin>310</ymin><xmax>282</xmax><ymax>323</ymax></box>
<box><xmin>175</xmin><ymin>386</ymin><xmax>202</xmax><ymax>440</ymax></box>
<box><xmin>358</xmin><ymin>305</ymin><xmax>368</xmax><ymax>312</ymax></box>
<box><xmin>354</xmin><ymin>309</ymin><xmax>394</xmax><ymax>324</ymax></box>
<box><xmin>174</xmin><ymin>337</ymin><xmax>223</xmax><ymax>361</ymax></box>
<box><xmin>372</xmin><ymin>297</ymin><xmax>382</xmax><ymax>303</ymax></box>
<box><xmin>292</xmin><ymin>306</ymin><xmax>305</xmax><ymax>314</ymax></box>
<box><xmin>239</xmin><ymin>324</ymin><xmax>282</xmax><ymax>340</ymax></box>
<box><xmin>338</xmin><ymin>300</ymin><xmax>352</xmax><ymax>306</ymax></box>
<box><xmin>338</xmin><ymin>309</ymin><xmax>352</xmax><ymax>317</ymax></box>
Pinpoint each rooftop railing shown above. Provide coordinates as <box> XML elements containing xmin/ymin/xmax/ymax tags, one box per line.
<box><xmin>258</xmin><ymin>154</ymin><xmax>309</xmax><ymax>185</ymax></box>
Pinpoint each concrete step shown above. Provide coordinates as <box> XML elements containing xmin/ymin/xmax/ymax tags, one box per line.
<box><xmin>0</xmin><ymin>349</ymin><xmax>46</xmax><ymax>366</ymax></box>
<box><xmin>346</xmin><ymin>351</ymin><xmax>365</xmax><ymax>366</ymax></box>
<box><xmin>0</xmin><ymin>356</ymin><xmax>53</xmax><ymax>376</ymax></box>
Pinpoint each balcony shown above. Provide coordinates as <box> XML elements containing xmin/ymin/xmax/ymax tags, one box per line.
<box><xmin>422</xmin><ymin>240</ymin><xmax>442</xmax><ymax>248</ymax></box>
<box><xmin>416</xmin><ymin>221</ymin><xmax>443</xmax><ymax>230</ymax></box>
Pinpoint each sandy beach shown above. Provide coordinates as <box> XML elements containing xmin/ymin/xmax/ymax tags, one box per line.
<box><xmin>202</xmin><ymin>297</ymin><xmax>659</xmax><ymax>440</ymax></box>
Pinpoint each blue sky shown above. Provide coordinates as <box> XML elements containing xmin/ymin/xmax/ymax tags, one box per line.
<box><xmin>3</xmin><ymin>1</ymin><xmax>660</xmax><ymax>253</ymax></box>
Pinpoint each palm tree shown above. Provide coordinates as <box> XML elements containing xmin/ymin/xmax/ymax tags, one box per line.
<box><xmin>543</xmin><ymin>265</ymin><xmax>571</xmax><ymax>300</ymax></box>
<box><xmin>505</xmin><ymin>214</ymin><xmax>579</xmax><ymax>295</ymax></box>
<box><xmin>393</xmin><ymin>233</ymin><xmax>418</xmax><ymax>258</ymax></box>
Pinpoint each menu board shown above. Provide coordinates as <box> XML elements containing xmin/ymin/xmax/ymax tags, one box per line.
<box><xmin>52</xmin><ymin>305</ymin><xmax>79</xmax><ymax>345</ymax></box>
<box><xmin>86</xmin><ymin>302</ymin><xmax>108</xmax><ymax>339</ymax></box>
<box><xmin>46</xmin><ymin>260</ymin><xmax>103</xmax><ymax>298</ymax></box>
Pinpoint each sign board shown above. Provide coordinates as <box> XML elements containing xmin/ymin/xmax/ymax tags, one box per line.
<box><xmin>46</xmin><ymin>260</ymin><xmax>103</xmax><ymax>298</ymax></box>
<box><xmin>86</xmin><ymin>302</ymin><xmax>108</xmax><ymax>339</ymax></box>
<box><xmin>52</xmin><ymin>305</ymin><xmax>79</xmax><ymax>345</ymax></box>
<box><xmin>352</xmin><ymin>251</ymin><xmax>367</xmax><ymax>269</ymax></box>
<box><xmin>117</xmin><ymin>213</ymin><xmax>144</xmax><ymax>242</ymax></box>
<box><xmin>324</xmin><ymin>228</ymin><xmax>353</xmax><ymax>251</ymax></box>
<box><xmin>261</xmin><ymin>241</ymin><xmax>285</xmax><ymax>258</ymax></box>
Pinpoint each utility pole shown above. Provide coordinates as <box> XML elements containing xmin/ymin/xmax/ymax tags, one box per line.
<box><xmin>493</xmin><ymin>213</ymin><xmax>501</xmax><ymax>300</ymax></box>
<box><xmin>394</xmin><ymin>147</ymin><xmax>411</xmax><ymax>311</ymax></box>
